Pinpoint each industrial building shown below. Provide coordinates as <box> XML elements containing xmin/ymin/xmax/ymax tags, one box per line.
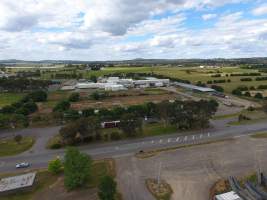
<box><xmin>0</xmin><ymin>172</ymin><xmax>36</xmax><ymax>195</ymax></box>
<box><xmin>174</xmin><ymin>82</ymin><xmax>216</xmax><ymax>93</ymax></box>
<box><xmin>61</xmin><ymin>77</ymin><xmax>170</xmax><ymax>91</ymax></box>
<box><xmin>215</xmin><ymin>191</ymin><xmax>242</xmax><ymax>200</ymax></box>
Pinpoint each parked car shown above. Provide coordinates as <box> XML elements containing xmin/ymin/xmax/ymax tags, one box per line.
<box><xmin>16</xmin><ymin>162</ymin><xmax>30</xmax><ymax>169</ymax></box>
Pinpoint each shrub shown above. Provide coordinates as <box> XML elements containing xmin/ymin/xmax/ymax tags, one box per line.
<box><xmin>240</xmin><ymin>78</ymin><xmax>253</xmax><ymax>82</ymax></box>
<box><xmin>98</xmin><ymin>176</ymin><xmax>117</xmax><ymax>200</ymax></box>
<box><xmin>53</xmin><ymin>100</ymin><xmax>70</xmax><ymax>112</ymax></box>
<box><xmin>68</xmin><ymin>93</ymin><xmax>80</xmax><ymax>102</ymax></box>
<box><xmin>48</xmin><ymin>158</ymin><xmax>63</xmax><ymax>174</ymax></box>
<box><xmin>14</xmin><ymin>135</ymin><xmax>23</xmax><ymax>144</ymax></box>
<box><xmin>110</xmin><ymin>131</ymin><xmax>121</xmax><ymax>141</ymax></box>
<box><xmin>255</xmin><ymin>93</ymin><xmax>264</xmax><ymax>99</ymax></box>
<box><xmin>211</xmin><ymin>85</ymin><xmax>224</xmax><ymax>92</ymax></box>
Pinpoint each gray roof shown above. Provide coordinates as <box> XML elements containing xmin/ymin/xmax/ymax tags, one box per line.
<box><xmin>175</xmin><ymin>82</ymin><xmax>216</xmax><ymax>92</ymax></box>
<box><xmin>0</xmin><ymin>172</ymin><xmax>36</xmax><ymax>193</ymax></box>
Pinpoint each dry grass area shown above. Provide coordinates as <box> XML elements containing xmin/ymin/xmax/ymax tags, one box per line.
<box><xmin>71</xmin><ymin>93</ymin><xmax>176</xmax><ymax>110</ymax></box>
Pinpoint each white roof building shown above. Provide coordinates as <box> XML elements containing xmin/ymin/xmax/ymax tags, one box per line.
<box><xmin>215</xmin><ymin>191</ymin><xmax>242</xmax><ymax>200</ymax></box>
<box><xmin>0</xmin><ymin>172</ymin><xmax>36</xmax><ymax>193</ymax></box>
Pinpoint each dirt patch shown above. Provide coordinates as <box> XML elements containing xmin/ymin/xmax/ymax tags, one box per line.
<box><xmin>71</xmin><ymin>94</ymin><xmax>176</xmax><ymax>110</ymax></box>
<box><xmin>146</xmin><ymin>179</ymin><xmax>173</xmax><ymax>200</ymax></box>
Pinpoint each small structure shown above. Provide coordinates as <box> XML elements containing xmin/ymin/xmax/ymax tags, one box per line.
<box><xmin>0</xmin><ymin>172</ymin><xmax>36</xmax><ymax>196</ymax></box>
<box><xmin>215</xmin><ymin>191</ymin><xmax>242</xmax><ymax>200</ymax></box>
<box><xmin>175</xmin><ymin>82</ymin><xmax>216</xmax><ymax>93</ymax></box>
<box><xmin>104</xmin><ymin>84</ymin><xmax>126</xmax><ymax>91</ymax></box>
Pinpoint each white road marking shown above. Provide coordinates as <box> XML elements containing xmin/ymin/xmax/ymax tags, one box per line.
<box><xmin>176</xmin><ymin>137</ymin><xmax>180</xmax><ymax>142</ymax></box>
<box><xmin>200</xmin><ymin>134</ymin><xmax>203</xmax><ymax>139</ymax></box>
<box><xmin>192</xmin><ymin>135</ymin><xmax>195</xmax><ymax>140</ymax></box>
<box><xmin>168</xmin><ymin>138</ymin><xmax>171</xmax><ymax>143</ymax></box>
<box><xmin>208</xmin><ymin>132</ymin><xmax>210</xmax><ymax>137</ymax></box>
<box><xmin>159</xmin><ymin>139</ymin><xmax>162</xmax><ymax>143</ymax></box>
<box><xmin>0</xmin><ymin>161</ymin><xmax>5</xmax><ymax>167</ymax></box>
<box><xmin>151</xmin><ymin>140</ymin><xmax>154</xmax><ymax>144</ymax></box>
<box><xmin>184</xmin><ymin>136</ymin><xmax>187</xmax><ymax>141</ymax></box>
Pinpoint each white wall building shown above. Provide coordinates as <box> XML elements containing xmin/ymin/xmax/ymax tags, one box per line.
<box><xmin>215</xmin><ymin>191</ymin><xmax>242</xmax><ymax>200</ymax></box>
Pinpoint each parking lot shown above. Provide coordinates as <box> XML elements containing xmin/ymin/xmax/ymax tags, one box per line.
<box><xmin>116</xmin><ymin>136</ymin><xmax>267</xmax><ymax>200</ymax></box>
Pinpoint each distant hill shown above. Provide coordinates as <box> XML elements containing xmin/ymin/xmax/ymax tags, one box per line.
<box><xmin>1</xmin><ymin>57</ymin><xmax>267</xmax><ymax>66</ymax></box>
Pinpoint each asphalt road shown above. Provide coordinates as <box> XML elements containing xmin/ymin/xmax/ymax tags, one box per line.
<box><xmin>1</xmin><ymin>119</ymin><xmax>267</xmax><ymax>173</ymax></box>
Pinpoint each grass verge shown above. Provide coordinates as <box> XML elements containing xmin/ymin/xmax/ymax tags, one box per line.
<box><xmin>0</xmin><ymin>136</ymin><xmax>35</xmax><ymax>157</ymax></box>
<box><xmin>250</xmin><ymin>131</ymin><xmax>267</xmax><ymax>138</ymax></box>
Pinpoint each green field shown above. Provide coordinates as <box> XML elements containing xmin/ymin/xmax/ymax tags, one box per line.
<box><xmin>0</xmin><ymin>136</ymin><xmax>35</xmax><ymax>157</ymax></box>
<box><xmin>0</xmin><ymin>93</ymin><xmax>25</xmax><ymax>107</ymax></box>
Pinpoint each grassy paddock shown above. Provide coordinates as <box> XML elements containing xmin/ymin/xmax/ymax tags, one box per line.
<box><xmin>0</xmin><ymin>136</ymin><xmax>35</xmax><ymax>157</ymax></box>
<box><xmin>0</xmin><ymin>93</ymin><xmax>25</xmax><ymax>107</ymax></box>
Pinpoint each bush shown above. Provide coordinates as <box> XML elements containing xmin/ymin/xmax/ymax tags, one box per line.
<box><xmin>110</xmin><ymin>131</ymin><xmax>121</xmax><ymax>141</ymax></box>
<box><xmin>14</xmin><ymin>134</ymin><xmax>23</xmax><ymax>144</ymax></box>
<box><xmin>68</xmin><ymin>93</ymin><xmax>80</xmax><ymax>102</ymax></box>
<box><xmin>255</xmin><ymin>93</ymin><xmax>263</xmax><ymax>99</ymax></box>
<box><xmin>27</xmin><ymin>90</ymin><xmax>48</xmax><ymax>102</ymax></box>
<box><xmin>48</xmin><ymin>158</ymin><xmax>63</xmax><ymax>174</ymax></box>
<box><xmin>98</xmin><ymin>176</ymin><xmax>117</xmax><ymax>200</ymax></box>
<box><xmin>238</xmin><ymin>114</ymin><xmax>251</xmax><ymax>122</ymax></box>
<box><xmin>47</xmin><ymin>136</ymin><xmax>62</xmax><ymax>149</ymax></box>
<box><xmin>53</xmin><ymin>100</ymin><xmax>70</xmax><ymax>112</ymax></box>
<box><xmin>211</xmin><ymin>85</ymin><xmax>224</xmax><ymax>92</ymax></box>
<box><xmin>240</xmin><ymin>78</ymin><xmax>253</xmax><ymax>82</ymax></box>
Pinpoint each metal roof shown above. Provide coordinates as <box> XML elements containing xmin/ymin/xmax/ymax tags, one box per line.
<box><xmin>0</xmin><ymin>172</ymin><xmax>36</xmax><ymax>193</ymax></box>
<box><xmin>215</xmin><ymin>191</ymin><xmax>242</xmax><ymax>200</ymax></box>
<box><xmin>175</xmin><ymin>82</ymin><xmax>216</xmax><ymax>92</ymax></box>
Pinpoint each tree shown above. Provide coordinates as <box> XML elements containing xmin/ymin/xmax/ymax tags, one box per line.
<box><xmin>64</xmin><ymin>147</ymin><xmax>92</xmax><ymax>190</ymax></box>
<box><xmin>211</xmin><ymin>85</ymin><xmax>224</xmax><ymax>93</ymax></box>
<box><xmin>119</xmin><ymin>113</ymin><xmax>142</xmax><ymax>137</ymax></box>
<box><xmin>53</xmin><ymin>100</ymin><xmax>70</xmax><ymax>112</ymax></box>
<box><xmin>255</xmin><ymin>93</ymin><xmax>263</xmax><ymax>99</ymax></box>
<box><xmin>90</xmin><ymin>75</ymin><xmax>97</xmax><ymax>83</ymax></box>
<box><xmin>68</xmin><ymin>93</ymin><xmax>80</xmax><ymax>102</ymax></box>
<box><xmin>27</xmin><ymin>90</ymin><xmax>48</xmax><ymax>102</ymax></box>
<box><xmin>14</xmin><ymin>134</ymin><xmax>22</xmax><ymax>144</ymax></box>
<box><xmin>48</xmin><ymin>158</ymin><xmax>63</xmax><ymax>174</ymax></box>
<box><xmin>98</xmin><ymin>176</ymin><xmax>117</xmax><ymax>200</ymax></box>
<box><xmin>263</xmin><ymin>103</ymin><xmax>267</xmax><ymax>114</ymax></box>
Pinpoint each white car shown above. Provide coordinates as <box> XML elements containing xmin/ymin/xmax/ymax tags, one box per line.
<box><xmin>16</xmin><ymin>162</ymin><xmax>30</xmax><ymax>169</ymax></box>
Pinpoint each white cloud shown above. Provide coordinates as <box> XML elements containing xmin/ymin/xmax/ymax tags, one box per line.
<box><xmin>252</xmin><ymin>4</ymin><xmax>267</xmax><ymax>16</ymax></box>
<box><xmin>202</xmin><ymin>14</ymin><xmax>217</xmax><ymax>20</ymax></box>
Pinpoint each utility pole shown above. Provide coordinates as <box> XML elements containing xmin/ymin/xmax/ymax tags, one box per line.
<box><xmin>157</xmin><ymin>161</ymin><xmax>162</xmax><ymax>186</ymax></box>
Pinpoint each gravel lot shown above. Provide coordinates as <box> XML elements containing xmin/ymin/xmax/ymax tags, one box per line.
<box><xmin>116</xmin><ymin>136</ymin><xmax>267</xmax><ymax>200</ymax></box>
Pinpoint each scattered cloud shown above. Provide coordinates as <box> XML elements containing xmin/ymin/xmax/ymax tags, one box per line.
<box><xmin>0</xmin><ymin>0</ymin><xmax>266</xmax><ymax>60</ymax></box>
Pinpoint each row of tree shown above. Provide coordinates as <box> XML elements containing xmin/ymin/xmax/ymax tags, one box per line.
<box><xmin>0</xmin><ymin>78</ymin><xmax>50</xmax><ymax>92</ymax></box>
<box><xmin>58</xmin><ymin>99</ymin><xmax>218</xmax><ymax>145</ymax></box>
<box><xmin>0</xmin><ymin>91</ymin><xmax>47</xmax><ymax>129</ymax></box>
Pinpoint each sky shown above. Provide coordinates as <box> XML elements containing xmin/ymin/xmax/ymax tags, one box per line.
<box><xmin>1</xmin><ymin>0</ymin><xmax>267</xmax><ymax>61</ymax></box>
